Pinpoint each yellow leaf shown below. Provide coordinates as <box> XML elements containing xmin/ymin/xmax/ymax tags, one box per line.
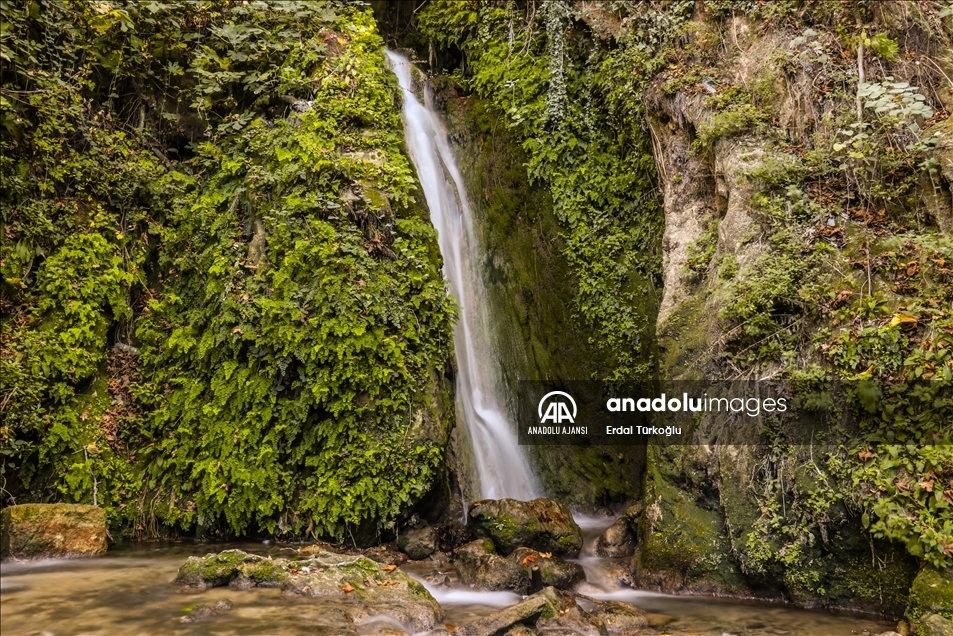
<box><xmin>889</xmin><ymin>313</ymin><xmax>918</xmax><ymax>328</ymax></box>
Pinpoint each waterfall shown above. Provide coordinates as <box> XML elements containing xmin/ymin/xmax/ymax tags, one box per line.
<box><xmin>387</xmin><ymin>51</ymin><xmax>540</xmax><ymax>501</ymax></box>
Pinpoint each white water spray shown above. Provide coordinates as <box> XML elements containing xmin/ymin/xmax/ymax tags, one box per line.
<box><xmin>387</xmin><ymin>51</ymin><xmax>539</xmax><ymax>501</ymax></box>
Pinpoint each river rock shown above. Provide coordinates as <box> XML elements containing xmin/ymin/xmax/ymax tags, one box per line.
<box><xmin>455</xmin><ymin>539</ymin><xmax>530</xmax><ymax>593</ymax></box>
<box><xmin>180</xmin><ymin>598</ymin><xmax>233</xmax><ymax>623</ymax></box>
<box><xmin>907</xmin><ymin>566</ymin><xmax>953</xmax><ymax>622</ymax></box>
<box><xmin>0</xmin><ymin>503</ymin><xmax>107</xmax><ymax>559</ymax></box>
<box><xmin>397</xmin><ymin>524</ymin><xmax>437</xmax><ymax>560</ymax></box>
<box><xmin>468</xmin><ymin>498</ymin><xmax>583</xmax><ymax>557</ymax></box>
<box><xmin>588</xmin><ymin>601</ymin><xmax>649</xmax><ymax>634</ymax></box>
<box><xmin>456</xmin><ymin>586</ymin><xmax>568</xmax><ymax>636</ymax></box>
<box><xmin>919</xmin><ymin>614</ymin><xmax>953</xmax><ymax>636</ymax></box>
<box><xmin>174</xmin><ymin>549</ymin><xmax>441</xmax><ymax>632</ymax></box>
<box><xmin>536</xmin><ymin>604</ymin><xmax>608</xmax><ymax>636</ymax></box>
<box><xmin>594</xmin><ymin>518</ymin><xmax>636</xmax><ymax>558</ymax></box>
<box><xmin>509</xmin><ymin>547</ymin><xmax>585</xmax><ymax>591</ymax></box>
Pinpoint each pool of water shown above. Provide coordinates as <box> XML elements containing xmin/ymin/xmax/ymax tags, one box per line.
<box><xmin>0</xmin><ymin>540</ymin><xmax>895</xmax><ymax>636</ymax></box>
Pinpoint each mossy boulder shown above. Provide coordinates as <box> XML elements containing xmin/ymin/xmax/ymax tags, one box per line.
<box><xmin>454</xmin><ymin>539</ymin><xmax>530</xmax><ymax>593</ymax></box>
<box><xmin>508</xmin><ymin>547</ymin><xmax>585</xmax><ymax>591</ymax></box>
<box><xmin>174</xmin><ymin>549</ymin><xmax>441</xmax><ymax>632</ymax></box>
<box><xmin>908</xmin><ymin>566</ymin><xmax>953</xmax><ymax>622</ymax></box>
<box><xmin>468</xmin><ymin>498</ymin><xmax>583</xmax><ymax>557</ymax></box>
<box><xmin>0</xmin><ymin>504</ymin><xmax>107</xmax><ymax>559</ymax></box>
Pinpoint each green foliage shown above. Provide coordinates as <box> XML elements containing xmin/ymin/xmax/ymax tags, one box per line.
<box><xmin>2</xmin><ymin>2</ymin><xmax>454</xmax><ymax>539</ymax></box>
<box><xmin>685</xmin><ymin>218</ymin><xmax>720</xmax><ymax>275</ymax></box>
<box><xmin>418</xmin><ymin>0</ymin><xmax>665</xmax><ymax>381</ymax></box>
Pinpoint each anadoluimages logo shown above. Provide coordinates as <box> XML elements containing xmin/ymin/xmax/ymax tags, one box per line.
<box><xmin>538</xmin><ymin>391</ymin><xmax>577</xmax><ymax>424</ymax></box>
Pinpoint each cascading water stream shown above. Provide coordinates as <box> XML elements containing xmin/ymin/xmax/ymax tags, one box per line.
<box><xmin>386</xmin><ymin>51</ymin><xmax>540</xmax><ymax>502</ymax></box>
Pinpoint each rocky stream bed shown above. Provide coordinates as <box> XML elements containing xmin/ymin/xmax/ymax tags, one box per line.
<box><xmin>5</xmin><ymin>499</ymin><xmax>948</xmax><ymax>636</ymax></box>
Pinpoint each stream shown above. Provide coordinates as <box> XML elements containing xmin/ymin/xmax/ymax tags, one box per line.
<box><xmin>0</xmin><ymin>531</ymin><xmax>893</xmax><ymax>635</ymax></box>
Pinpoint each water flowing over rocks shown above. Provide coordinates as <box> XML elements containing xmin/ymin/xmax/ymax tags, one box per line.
<box><xmin>173</xmin><ymin>549</ymin><xmax>441</xmax><ymax>633</ymax></box>
<box><xmin>468</xmin><ymin>498</ymin><xmax>583</xmax><ymax>557</ymax></box>
<box><xmin>455</xmin><ymin>587</ymin><xmax>568</xmax><ymax>636</ymax></box>
<box><xmin>0</xmin><ymin>504</ymin><xmax>107</xmax><ymax>559</ymax></box>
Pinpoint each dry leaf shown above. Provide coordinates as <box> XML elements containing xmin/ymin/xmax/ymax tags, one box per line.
<box><xmin>341</xmin><ymin>582</ymin><xmax>354</xmax><ymax>593</ymax></box>
<box><xmin>539</xmin><ymin>552</ymin><xmax>552</xmax><ymax>559</ymax></box>
<box><xmin>382</xmin><ymin>564</ymin><xmax>397</xmax><ymax>572</ymax></box>
<box><xmin>521</xmin><ymin>555</ymin><xmax>537</xmax><ymax>565</ymax></box>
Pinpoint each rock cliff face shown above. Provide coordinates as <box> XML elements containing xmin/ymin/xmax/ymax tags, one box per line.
<box><xmin>632</xmin><ymin>2</ymin><xmax>952</xmax><ymax>616</ymax></box>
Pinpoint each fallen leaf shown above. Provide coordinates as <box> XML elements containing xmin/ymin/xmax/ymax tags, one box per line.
<box><xmin>382</xmin><ymin>564</ymin><xmax>397</xmax><ymax>572</ymax></box>
<box><xmin>889</xmin><ymin>313</ymin><xmax>918</xmax><ymax>329</ymax></box>
<box><xmin>858</xmin><ymin>450</ymin><xmax>875</xmax><ymax>461</ymax></box>
<box><xmin>521</xmin><ymin>555</ymin><xmax>537</xmax><ymax>565</ymax></box>
<box><xmin>919</xmin><ymin>480</ymin><xmax>934</xmax><ymax>492</ymax></box>
<box><xmin>341</xmin><ymin>582</ymin><xmax>354</xmax><ymax>593</ymax></box>
<box><xmin>539</xmin><ymin>552</ymin><xmax>552</xmax><ymax>559</ymax></box>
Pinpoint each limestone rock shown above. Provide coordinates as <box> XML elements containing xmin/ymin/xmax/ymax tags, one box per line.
<box><xmin>508</xmin><ymin>547</ymin><xmax>585</xmax><ymax>591</ymax></box>
<box><xmin>588</xmin><ymin>601</ymin><xmax>649</xmax><ymax>634</ymax></box>
<box><xmin>174</xmin><ymin>549</ymin><xmax>441</xmax><ymax>633</ymax></box>
<box><xmin>456</xmin><ymin>586</ymin><xmax>568</xmax><ymax>636</ymax></box>
<box><xmin>0</xmin><ymin>504</ymin><xmax>107</xmax><ymax>559</ymax></box>
<box><xmin>454</xmin><ymin>539</ymin><xmax>530</xmax><ymax>593</ymax></box>
<box><xmin>536</xmin><ymin>605</ymin><xmax>607</xmax><ymax>636</ymax></box>
<box><xmin>594</xmin><ymin>518</ymin><xmax>636</xmax><ymax>558</ymax></box>
<box><xmin>397</xmin><ymin>524</ymin><xmax>437</xmax><ymax>560</ymax></box>
<box><xmin>919</xmin><ymin>614</ymin><xmax>953</xmax><ymax>636</ymax></box>
<box><xmin>468</xmin><ymin>498</ymin><xmax>583</xmax><ymax>557</ymax></box>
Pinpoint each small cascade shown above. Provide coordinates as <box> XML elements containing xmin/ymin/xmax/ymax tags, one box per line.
<box><xmin>387</xmin><ymin>51</ymin><xmax>540</xmax><ymax>501</ymax></box>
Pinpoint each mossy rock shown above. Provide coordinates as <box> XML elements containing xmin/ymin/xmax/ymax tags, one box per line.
<box><xmin>467</xmin><ymin>498</ymin><xmax>582</xmax><ymax>557</ymax></box>
<box><xmin>908</xmin><ymin>566</ymin><xmax>953</xmax><ymax>622</ymax></box>
<box><xmin>1</xmin><ymin>504</ymin><xmax>107</xmax><ymax>559</ymax></box>
<box><xmin>173</xmin><ymin>549</ymin><xmax>441</xmax><ymax>632</ymax></box>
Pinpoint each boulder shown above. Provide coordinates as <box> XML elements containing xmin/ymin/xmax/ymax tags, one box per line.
<box><xmin>456</xmin><ymin>586</ymin><xmax>568</xmax><ymax>636</ymax></box>
<box><xmin>0</xmin><ymin>504</ymin><xmax>107</xmax><ymax>559</ymax></box>
<box><xmin>907</xmin><ymin>566</ymin><xmax>953</xmax><ymax>622</ymax></box>
<box><xmin>509</xmin><ymin>547</ymin><xmax>585</xmax><ymax>591</ymax></box>
<box><xmin>536</xmin><ymin>605</ymin><xmax>607</xmax><ymax>636</ymax></box>
<box><xmin>919</xmin><ymin>614</ymin><xmax>953</xmax><ymax>636</ymax></box>
<box><xmin>455</xmin><ymin>539</ymin><xmax>530</xmax><ymax>593</ymax></box>
<box><xmin>588</xmin><ymin>601</ymin><xmax>649</xmax><ymax>634</ymax></box>
<box><xmin>594</xmin><ymin>518</ymin><xmax>636</xmax><ymax>558</ymax></box>
<box><xmin>468</xmin><ymin>498</ymin><xmax>583</xmax><ymax>557</ymax></box>
<box><xmin>397</xmin><ymin>524</ymin><xmax>437</xmax><ymax>560</ymax></box>
<box><xmin>174</xmin><ymin>549</ymin><xmax>441</xmax><ymax>633</ymax></box>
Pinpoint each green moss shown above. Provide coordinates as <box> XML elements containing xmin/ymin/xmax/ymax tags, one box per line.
<box><xmin>908</xmin><ymin>566</ymin><xmax>953</xmax><ymax>622</ymax></box>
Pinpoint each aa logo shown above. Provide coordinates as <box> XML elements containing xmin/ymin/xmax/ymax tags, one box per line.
<box><xmin>538</xmin><ymin>391</ymin><xmax>577</xmax><ymax>424</ymax></box>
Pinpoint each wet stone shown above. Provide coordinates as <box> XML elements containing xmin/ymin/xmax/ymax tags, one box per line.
<box><xmin>1</xmin><ymin>504</ymin><xmax>107</xmax><ymax>559</ymax></box>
